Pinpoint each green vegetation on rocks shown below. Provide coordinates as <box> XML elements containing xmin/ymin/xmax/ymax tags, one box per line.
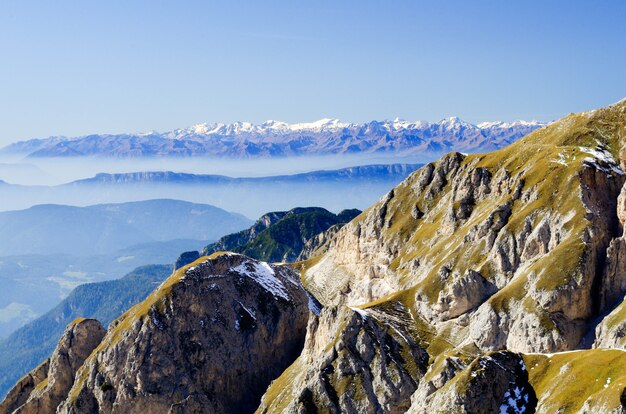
<box><xmin>203</xmin><ymin>207</ymin><xmax>361</xmax><ymax>262</ymax></box>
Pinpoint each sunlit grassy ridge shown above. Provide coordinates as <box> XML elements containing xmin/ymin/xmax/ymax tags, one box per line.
<box><xmin>524</xmin><ymin>349</ymin><xmax>626</xmax><ymax>412</ymax></box>
<box><xmin>274</xmin><ymin>99</ymin><xmax>626</xmax><ymax>410</ymax></box>
<box><xmin>329</xmin><ymin>100</ymin><xmax>624</xmax><ymax>328</ymax></box>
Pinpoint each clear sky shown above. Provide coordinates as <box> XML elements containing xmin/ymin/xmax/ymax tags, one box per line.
<box><xmin>0</xmin><ymin>1</ymin><xmax>624</xmax><ymax>145</ymax></box>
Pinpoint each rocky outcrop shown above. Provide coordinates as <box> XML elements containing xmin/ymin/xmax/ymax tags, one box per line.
<box><xmin>57</xmin><ymin>254</ymin><xmax>309</xmax><ymax>414</ymax></box>
<box><xmin>257</xmin><ymin>302</ymin><xmax>429</xmax><ymax>414</ymax></box>
<box><xmin>599</xmin><ymin>182</ymin><xmax>626</xmax><ymax>313</ymax></box>
<box><xmin>0</xmin><ymin>360</ymin><xmax>49</xmax><ymax>414</ymax></box>
<box><xmin>173</xmin><ymin>250</ymin><xmax>200</xmax><ymax>270</ymax></box>
<box><xmin>296</xmin><ymin>223</ymin><xmax>345</xmax><ymax>261</ymax></box>
<box><xmin>408</xmin><ymin>351</ymin><xmax>536</xmax><ymax>414</ymax></box>
<box><xmin>0</xmin><ymin>319</ymin><xmax>105</xmax><ymax>414</ymax></box>
<box><xmin>202</xmin><ymin>212</ymin><xmax>286</xmax><ymax>256</ymax></box>
<box><xmin>594</xmin><ymin>296</ymin><xmax>626</xmax><ymax>349</ymax></box>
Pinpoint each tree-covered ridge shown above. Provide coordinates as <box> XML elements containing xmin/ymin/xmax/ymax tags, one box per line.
<box><xmin>202</xmin><ymin>207</ymin><xmax>361</xmax><ymax>262</ymax></box>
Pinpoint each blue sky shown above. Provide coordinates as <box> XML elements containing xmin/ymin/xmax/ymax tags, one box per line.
<box><xmin>0</xmin><ymin>1</ymin><xmax>624</xmax><ymax>144</ymax></box>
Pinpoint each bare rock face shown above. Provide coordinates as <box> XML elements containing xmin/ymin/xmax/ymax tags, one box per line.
<box><xmin>296</xmin><ymin>223</ymin><xmax>346</xmax><ymax>261</ymax></box>
<box><xmin>257</xmin><ymin>303</ymin><xmax>428</xmax><ymax>414</ymax></box>
<box><xmin>0</xmin><ymin>360</ymin><xmax>49</xmax><ymax>414</ymax></box>
<box><xmin>0</xmin><ymin>319</ymin><xmax>105</xmax><ymax>414</ymax></box>
<box><xmin>599</xmin><ymin>182</ymin><xmax>626</xmax><ymax>313</ymax></box>
<box><xmin>58</xmin><ymin>253</ymin><xmax>309</xmax><ymax>414</ymax></box>
<box><xmin>408</xmin><ymin>351</ymin><xmax>536</xmax><ymax>414</ymax></box>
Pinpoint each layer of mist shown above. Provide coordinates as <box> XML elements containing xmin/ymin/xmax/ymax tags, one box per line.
<box><xmin>0</xmin><ymin>153</ymin><xmax>440</xmax><ymax>186</ymax></box>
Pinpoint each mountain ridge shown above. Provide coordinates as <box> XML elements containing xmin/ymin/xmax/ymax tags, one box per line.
<box><xmin>201</xmin><ymin>207</ymin><xmax>362</xmax><ymax>263</ymax></box>
<box><xmin>0</xmin><ymin>199</ymin><xmax>251</xmax><ymax>256</ymax></box>
<box><xmin>67</xmin><ymin>163</ymin><xmax>423</xmax><ymax>186</ymax></box>
<box><xmin>5</xmin><ymin>101</ymin><xmax>626</xmax><ymax>412</ymax></box>
<box><xmin>1</xmin><ymin>118</ymin><xmax>544</xmax><ymax>158</ymax></box>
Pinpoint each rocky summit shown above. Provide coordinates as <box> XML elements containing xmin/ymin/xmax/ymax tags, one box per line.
<box><xmin>2</xmin><ymin>254</ymin><xmax>309</xmax><ymax>414</ymax></box>
<box><xmin>3</xmin><ymin>99</ymin><xmax>626</xmax><ymax>413</ymax></box>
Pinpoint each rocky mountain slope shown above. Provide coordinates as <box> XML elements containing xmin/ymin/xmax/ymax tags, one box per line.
<box><xmin>1</xmin><ymin>118</ymin><xmax>543</xmax><ymax>158</ymax></box>
<box><xmin>201</xmin><ymin>207</ymin><xmax>361</xmax><ymax>263</ymax></box>
<box><xmin>257</xmin><ymin>98</ymin><xmax>626</xmax><ymax>413</ymax></box>
<box><xmin>1</xmin><ymin>319</ymin><xmax>106</xmax><ymax>414</ymax></box>
<box><xmin>2</xmin><ymin>254</ymin><xmax>309</xmax><ymax>413</ymax></box>
<box><xmin>0</xmin><ymin>265</ymin><xmax>172</xmax><ymax>400</ymax></box>
<box><xmin>65</xmin><ymin>255</ymin><xmax>307</xmax><ymax>414</ymax></box>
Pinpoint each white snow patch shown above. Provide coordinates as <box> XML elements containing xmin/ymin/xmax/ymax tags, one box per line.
<box><xmin>307</xmin><ymin>293</ymin><xmax>322</xmax><ymax>315</ymax></box>
<box><xmin>232</xmin><ymin>260</ymin><xmax>290</xmax><ymax>300</ymax></box>
<box><xmin>579</xmin><ymin>146</ymin><xmax>624</xmax><ymax>175</ymax></box>
<box><xmin>238</xmin><ymin>301</ymin><xmax>257</xmax><ymax>320</ymax></box>
<box><xmin>499</xmin><ymin>384</ymin><xmax>529</xmax><ymax>414</ymax></box>
<box><xmin>348</xmin><ymin>306</ymin><xmax>369</xmax><ymax>319</ymax></box>
<box><xmin>551</xmin><ymin>152</ymin><xmax>569</xmax><ymax>166</ymax></box>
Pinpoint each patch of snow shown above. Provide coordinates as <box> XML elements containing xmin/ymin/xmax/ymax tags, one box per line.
<box><xmin>579</xmin><ymin>146</ymin><xmax>624</xmax><ymax>176</ymax></box>
<box><xmin>238</xmin><ymin>301</ymin><xmax>257</xmax><ymax>320</ymax></box>
<box><xmin>551</xmin><ymin>152</ymin><xmax>569</xmax><ymax>166</ymax></box>
<box><xmin>232</xmin><ymin>260</ymin><xmax>290</xmax><ymax>300</ymax></box>
<box><xmin>288</xmin><ymin>118</ymin><xmax>350</xmax><ymax>132</ymax></box>
<box><xmin>499</xmin><ymin>384</ymin><xmax>529</xmax><ymax>414</ymax></box>
<box><xmin>151</xmin><ymin>311</ymin><xmax>166</xmax><ymax>330</ymax></box>
<box><xmin>348</xmin><ymin>306</ymin><xmax>369</xmax><ymax>319</ymax></box>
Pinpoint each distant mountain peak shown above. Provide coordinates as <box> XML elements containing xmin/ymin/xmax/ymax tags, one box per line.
<box><xmin>1</xmin><ymin>117</ymin><xmax>546</xmax><ymax>158</ymax></box>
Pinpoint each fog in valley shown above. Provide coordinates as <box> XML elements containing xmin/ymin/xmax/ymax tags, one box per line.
<box><xmin>0</xmin><ymin>152</ymin><xmax>441</xmax><ymax>186</ymax></box>
<box><xmin>0</xmin><ymin>153</ymin><xmax>437</xmax><ymax>340</ymax></box>
<box><xmin>0</xmin><ymin>153</ymin><xmax>440</xmax><ymax>217</ymax></box>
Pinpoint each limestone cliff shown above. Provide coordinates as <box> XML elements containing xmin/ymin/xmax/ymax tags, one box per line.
<box><xmin>0</xmin><ymin>319</ymin><xmax>105</xmax><ymax>414</ymax></box>
<box><xmin>261</xmin><ymin>99</ymin><xmax>626</xmax><ymax>412</ymax></box>
<box><xmin>58</xmin><ymin>254</ymin><xmax>309</xmax><ymax>414</ymax></box>
<box><xmin>0</xmin><ymin>360</ymin><xmax>49</xmax><ymax>414</ymax></box>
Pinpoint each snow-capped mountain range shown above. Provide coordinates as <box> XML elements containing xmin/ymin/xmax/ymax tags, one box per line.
<box><xmin>1</xmin><ymin>117</ymin><xmax>545</xmax><ymax>158</ymax></box>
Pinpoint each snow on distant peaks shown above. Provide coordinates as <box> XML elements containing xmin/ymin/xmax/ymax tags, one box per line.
<box><xmin>171</xmin><ymin>117</ymin><xmax>544</xmax><ymax>137</ymax></box>
<box><xmin>288</xmin><ymin>118</ymin><xmax>350</xmax><ymax>131</ymax></box>
<box><xmin>477</xmin><ymin>120</ymin><xmax>544</xmax><ymax>129</ymax></box>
